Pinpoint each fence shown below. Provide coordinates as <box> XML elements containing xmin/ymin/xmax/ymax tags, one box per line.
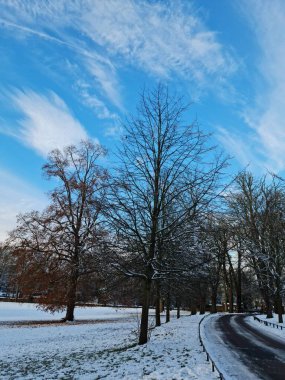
<box><xmin>253</xmin><ymin>315</ymin><xmax>284</xmax><ymax>330</ymax></box>
<box><xmin>198</xmin><ymin>314</ymin><xmax>225</xmax><ymax>380</ymax></box>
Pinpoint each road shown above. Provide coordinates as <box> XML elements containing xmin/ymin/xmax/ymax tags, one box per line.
<box><xmin>203</xmin><ymin>314</ymin><xmax>285</xmax><ymax>380</ymax></box>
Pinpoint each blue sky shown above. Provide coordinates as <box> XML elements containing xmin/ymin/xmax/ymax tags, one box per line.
<box><xmin>0</xmin><ymin>0</ymin><xmax>284</xmax><ymax>239</ymax></box>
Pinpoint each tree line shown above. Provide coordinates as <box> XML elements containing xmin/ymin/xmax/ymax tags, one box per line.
<box><xmin>1</xmin><ymin>86</ymin><xmax>285</xmax><ymax>345</ymax></box>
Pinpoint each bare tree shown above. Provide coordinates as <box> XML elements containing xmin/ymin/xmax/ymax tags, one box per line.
<box><xmin>229</xmin><ymin>172</ymin><xmax>285</xmax><ymax>321</ymax></box>
<box><xmin>9</xmin><ymin>140</ymin><xmax>108</xmax><ymax>321</ymax></box>
<box><xmin>108</xmin><ymin>86</ymin><xmax>228</xmax><ymax>344</ymax></box>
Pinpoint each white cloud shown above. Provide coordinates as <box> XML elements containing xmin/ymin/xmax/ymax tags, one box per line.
<box><xmin>0</xmin><ymin>0</ymin><xmax>237</xmax><ymax>107</ymax></box>
<box><xmin>217</xmin><ymin>126</ymin><xmax>264</xmax><ymax>172</ymax></box>
<box><xmin>79</xmin><ymin>1</ymin><xmax>236</xmax><ymax>82</ymax></box>
<box><xmin>104</xmin><ymin>123</ymin><xmax>123</xmax><ymax>138</ymax></box>
<box><xmin>0</xmin><ymin>3</ymin><xmax>123</xmax><ymax>116</ymax></box>
<box><xmin>74</xmin><ymin>79</ymin><xmax>118</xmax><ymax>120</ymax></box>
<box><xmin>5</xmin><ymin>89</ymin><xmax>89</xmax><ymax>157</ymax></box>
<box><xmin>85</xmin><ymin>59</ymin><xmax>123</xmax><ymax>111</ymax></box>
<box><xmin>0</xmin><ymin>168</ymin><xmax>47</xmax><ymax>241</ymax></box>
<box><xmin>237</xmin><ymin>0</ymin><xmax>285</xmax><ymax>172</ymax></box>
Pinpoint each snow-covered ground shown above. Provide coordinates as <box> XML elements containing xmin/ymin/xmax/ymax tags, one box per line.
<box><xmin>0</xmin><ymin>302</ymin><xmax>142</xmax><ymax>322</ymax></box>
<box><xmin>0</xmin><ymin>302</ymin><xmax>218</xmax><ymax>380</ymax></box>
<box><xmin>0</xmin><ymin>302</ymin><xmax>191</xmax><ymax>322</ymax></box>
<box><xmin>202</xmin><ymin>313</ymin><xmax>285</xmax><ymax>380</ymax></box>
<box><xmin>255</xmin><ymin>313</ymin><xmax>285</xmax><ymax>326</ymax></box>
<box><xmin>249</xmin><ymin>313</ymin><xmax>285</xmax><ymax>340</ymax></box>
<box><xmin>201</xmin><ymin>314</ymin><xmax>259</xmax><ymax>380</ymax></box>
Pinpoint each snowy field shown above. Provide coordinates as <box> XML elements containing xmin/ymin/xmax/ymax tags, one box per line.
<box><xmin>0</xmin><ymin>302</ymin><xmax>143</xmax><ymax>322</ymax></box>
<box><xmin>0</xmin><ymin>303</ymin><xmax>218</xmax><ymax>380</ymax></box>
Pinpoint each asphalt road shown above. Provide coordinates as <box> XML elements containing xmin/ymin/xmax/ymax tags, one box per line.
<box><xmin>205</xmin><ymin>314</ymin><xmax>285</xmax><ymax>380</ymax></box>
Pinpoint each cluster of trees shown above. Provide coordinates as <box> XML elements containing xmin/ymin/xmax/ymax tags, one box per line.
<box><xmin>1</xmin><ymin>86</ymin><xmax>285</xmax><ymax>344</ymax></box>
<box><xmin>195</xmin><ymin>171</ymin><xmax>285</xmax><ymax>325</ymax></box>
<box><xmin>228</xmin><ymin>173</ymin><xmax>285</xmax><ymax>323</ymax></box>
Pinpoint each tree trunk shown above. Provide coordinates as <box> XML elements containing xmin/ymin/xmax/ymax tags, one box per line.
<box><xmin>155</xmin><ymin>281</ymin><xmax>161</xmax><ymax>327</ymax></box>
<box><xmin>275</xmin><ymin>277</ymin><xmax>283</xmax><ymax>323</ymax></box>
<box><xmin>166</xmin><ymin>291</ymin><xmax>170</xmax><ymax>323</ymax></box>
<box><xmin>199</xmin><ymin>303</ymin><xmax>205</xmax><ymax>315</ymax></box>
<box><xmin>265</xmin><ymin>295</ymin><xmax>273</xmax><ymax>319</ymax></box>
<box><xmin>276</xmin><ymin>293</ymin><xmax>283</xmax><ymax>323</ymax></box>
<box><xmin>223</xmin><ymin>280</ymin><xmax>228</xmax><ymax>312</ymax></box>
<box><xmin>176</xmin><ymin>299</ymin><xmax>181</xmax><ymax>319</ymax></box>
<box><xmin>64</xmin><ymin>273</ymin><xmax>78</xmax><ymax>321</ymax></box>
<box><xmin>236</xmin><ymin>284</ymin><xmax>242</xmax><ymax>313</ymax></box>
<box><xmin>139</xmin><ymin>279</ymin><xmax>152</xmax><ymax>345</ymax></box>
<box><xmin>236</xmin><ymin>250</ymin><xmax>242</xmax><ymax>313</ymax></box>
<box><xmin>257</xmin><ymin>275</ymin><xmax>273</xmax><ymax>319</ymax></box>
<box><xmin>199</xmin><ymin>288</ymin><xmax>206</xmax><ymax>315</ymax></box>
<box><xmin>228</xmin><ymin>284</ymin><xmax>234</xmax><ymax>313</ymax></box>
<box><xmin>223</xmin><ymin>256</ymin><xmax>230</xmax><ymax>313</ymax></box>
<box><xmin>191</xmin><ymin>301</ymin><xmax>197</xmax><ymax>315</ymax></box>
<box><xmin>210</xmin><ymin>287</ymin><xmax>217</xmax><ymax>314</ymax></box>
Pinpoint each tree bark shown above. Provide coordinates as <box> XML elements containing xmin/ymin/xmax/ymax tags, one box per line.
<box><xmin>166</xmin><ymin>291</ymin><xmax>170</xmax><ymax>323</ymax></box>
<box><xmin>176</xmin><ymin>299</ymin><xmax>181</xmax><ymax>319</ymax></box>
<box><xmin>64</xmin><ymin>273</ymin><xmax>78</xmax><ymax>321</ymax></box>
<box><xmin>228</xmin><ymin>249</ymin><xmax>242</xmax><ymax>313</ymax></box>
<box><xmin>210</xmin><ymin>287</ymin><xmax>217</xmax><ymax>314</ymax></box>
<box><xmin>199</xmin><ymin>286</ymin><xmax>206</xmax><ymax>315</ymax></box>
<box><xmin>256</xmin><ymin>271</ymin><xmax>273</xmax><ymax>319</ymax></box>
<box><xmin>265</xmin><ymin>295</ymin><xmax>273</xmax><ymax>319</ymax></box>
<box><xmin>228</xmin><ymin>282</ymin><xmax>234</xmax><ymax>313</ymax></box>
<box><xmin>199</xmin><ymin>301</ymin><xmax>206</xmax><ymax>315</ymax></box>
<box><xmin>276</xmin><ymin>293</ymin><xmax>283</xmax><ymax>323</ymax></box>
<box><xmin>190</xmin><ymin>300</ymin><xmax>197</xmax><ymax>315</ymax></box>
<box><xmin>139</xmin><ymin>279</ymin><xmax>152</xmax><ymax>345</ymax></box>
<box><xmin>155</xmin><ymin>281</ymin><xmax>161</xmax><ymax>327</ymax></box>
<box><xmin>236</xmin><ymin>250</ymin><xmax>242</xmax><ymax>313</ymax></box>
<box><xmin>236</xmin><ymin>282</ymin><xmax>242</xmax><ymax>313</ymax></box>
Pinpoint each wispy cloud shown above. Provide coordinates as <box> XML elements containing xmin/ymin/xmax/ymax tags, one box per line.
<box><xmin>0</xmin><ymin>168</ymin><xmax>47</xmax><ymax>241</ymax></box>
<box><xmin>217</xmin><ymin>126</ymin><xmax>264</xmax><ymax>172</ymax></box>
<box><xmin>85</xmin><ymin>59</ymin><xmax>123</xmax><ymax>111</ymax></box>
<box><xmin>0</xmin><ymin>18</ymin><xmax>72</xmax><ymax>47</ymax></box>
<box><xmin>77</xmin><ymin>0</ymin><xmax>237</xmax><ymax>97</ymax></box>
<box><xmin>2</xmin><ymin>89</ymin><xmax>89</xmax><ymax>157</ymax></box>
<box><xmin>234</xmin><ymin>0</ymin><xmax>285</xmax><ymax>172</ymax></box>
<box><xmin>0</xmin><ymin>3</ymin><xmax>122</xmax><ymax>117</ymax></box>
<box><xmin>75</xmin><ymin>80</ymin><xmax>118</xmax><ymax>120</ymax></box>
<box><xmin>0</xmin><ymin>0</ymin><xmax>237</xmax><ymax>107</ymax></box>
<box><xmin>80</xmin><ymin>0</ymin><xmax>237</xmax><ymax>85</ymax></box>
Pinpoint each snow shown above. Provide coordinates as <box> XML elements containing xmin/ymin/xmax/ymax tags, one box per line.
<box><xmin>202</xmin><ymin>313</ymin><xmax>285</xmax><ymax>380</ymax></box>
<box><xmin>254</xmin><ymin>313</ymin><xmax>285</xmax><ymax>327</ymax></box>
<box><xmin>201</xmin><ymin>314</ymin><xmax>260</xmax><ymax>380</ymax></box>
<box><xmin>249</xmin><ymin>313</ymin><xmax>285</xmax><ymax>340</ymax></box>
<box><xmin>0</xmin><ymin>302</ymin><xmax>142</xmax><ymax>322</ymax></box>
<box><xmin>0</xmin><ymin>302</ymin><xmax>218</xmax><ymax>380</ymax></box>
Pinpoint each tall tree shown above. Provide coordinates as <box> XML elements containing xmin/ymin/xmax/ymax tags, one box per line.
<box><xmin>109</xmin><ymin>86</ymin><xmax>228</xmax><ymax>344</ymax></box>
<box><xmin>10</xmin><ymin>140</ymin><xmax>108</xmax><ymax>320</ymax></box>
<box><xmin>229</xmin><ymin>172</ymin><xmax>285</xmax><ymax>320</ymax></box>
